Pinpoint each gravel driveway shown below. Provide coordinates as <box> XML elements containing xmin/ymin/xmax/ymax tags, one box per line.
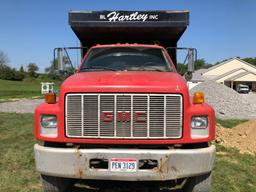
<box><xmin>0</xmin><ymin>99</ymin><xmax>43</xmax><ymax>113</ymax></box>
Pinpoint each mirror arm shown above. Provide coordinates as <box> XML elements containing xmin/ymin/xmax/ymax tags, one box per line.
<box><xmin>63</xmin><ymin>48</ymin><xmax>74</xmax><ymax>70</ymax></box>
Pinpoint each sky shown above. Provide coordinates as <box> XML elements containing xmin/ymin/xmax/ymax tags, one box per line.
<box><xmin>1</xmin><ymin>0</ymin><xmax>256</xmax><ymax>72</ymax></box>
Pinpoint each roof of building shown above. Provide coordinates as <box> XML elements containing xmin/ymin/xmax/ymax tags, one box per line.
<box><xmin>213</xmin><ymin>68</ymin><xmax>246</xmax><ymax>81</ymax></box>
<box><xmin>191</xmin><ymin>57</ymin><xmax>256</xmax><ymax>82</ymax></box>
<box><xmin>204</xmin><ymin>57</ymin><xmax>256</xmax><ymax>74</ymax></box>
<box><xmin>225</xmin><ymin>70</ymin><xmax>256</xmax><ymax>81</ymax></box>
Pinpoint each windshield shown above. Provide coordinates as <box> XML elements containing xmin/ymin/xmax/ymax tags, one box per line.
<box><xmin>80</xmin><ymin>47</ymin><xmax>172</xmax><ymax>72</ymax></box>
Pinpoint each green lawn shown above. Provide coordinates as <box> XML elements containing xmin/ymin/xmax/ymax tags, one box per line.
<box><xmin>0</xmin><ymin>113</ymin><xmax>255</xmax><ymax>192</ymax></box>
<box><xmin>216</xmin><ymin>118</ymin><xmax>249</xmax><ymax>128</ymax></box>
<box><xmin>212</xmin><ymin>145</ymin><xmax>256</xmax><ymax>192</ymax></box>
<box><xmin>0</xmin><ymin>78</ymin><xmax>61</xmax><ymax>101</ymax></box>
<box><xmin>0</xmin><ymin>113</ymin><xmax>41</xmax><ymax>192</ymax></box>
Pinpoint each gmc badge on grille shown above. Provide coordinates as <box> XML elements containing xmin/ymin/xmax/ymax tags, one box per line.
<box><xmin>101</xmin><ymin>111</ymin><xmax>146</xmax><ymax>123</ymax></box>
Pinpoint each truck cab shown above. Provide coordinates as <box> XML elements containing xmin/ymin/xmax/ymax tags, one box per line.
<box><xmin>34</xmin><ymin>11</ymin><xmax>215</xmax><ymax>192</ymax></box>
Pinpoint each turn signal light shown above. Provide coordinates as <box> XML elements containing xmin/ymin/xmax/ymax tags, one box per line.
<box><xmin>45</xmin><ymin>93</ymin><xmax>56</xmax><ymax>104</ymax></box>
<box><xmin>193</xmin><ymin>92</ymin><xmax>205</xmax><ymax>104</ymax></box>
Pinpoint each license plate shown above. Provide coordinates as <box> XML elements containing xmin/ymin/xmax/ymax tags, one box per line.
<box><xmin>110</xmin><ymin>158</ymin><xmax>137</xmax><ymax>172</ymax></box>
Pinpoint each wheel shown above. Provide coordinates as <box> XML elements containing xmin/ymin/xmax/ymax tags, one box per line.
<box><xmin>183</xmin><ymin>172</ymin><xmax>212</xmax><ymax>192</ymax></box>
<box><xmin>41</xmin><ymin>174</ymin><xmax>74</xmax><ymax>192</ymax></box>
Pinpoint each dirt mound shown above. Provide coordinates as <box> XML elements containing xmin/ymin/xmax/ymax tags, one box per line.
<box><xmin>216</xmin><ymin>120</ymin><xmax>256</xmax><ymax>154</ymax></box>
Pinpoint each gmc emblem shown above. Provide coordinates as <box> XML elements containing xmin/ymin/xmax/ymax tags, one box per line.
<box><xmin>101</xmin><ymin>111</ymin><xmax>146</xmax><ymax>122</ymax></box>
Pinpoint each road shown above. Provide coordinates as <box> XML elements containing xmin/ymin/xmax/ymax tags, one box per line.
<box><xmin>0</xmin><ymin>99</ymin><xmax>43</xmax><ymax>113</ymax></box>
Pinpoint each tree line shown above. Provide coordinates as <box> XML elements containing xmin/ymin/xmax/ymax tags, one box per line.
<box><xmin>176</xmin><ymin>59</ymin><xmax>213</xmax><ymax>75</ymax></box>
<box><xmin>0</xmin><ymin>50</ymin><xmax>39</xmax><ymax>81</ymax></box>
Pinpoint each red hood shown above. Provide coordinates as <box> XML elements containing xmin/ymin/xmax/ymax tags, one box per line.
<box><xmin>61</xmin><ymin>71</ymin><xmax>188</xmax><ymax>94</ymax></box>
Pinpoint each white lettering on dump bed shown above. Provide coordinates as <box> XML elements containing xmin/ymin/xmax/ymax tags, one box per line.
<box><xmin>106</xmin><ymin>11</ymin><xmax>149</xmax><ymax>22</ymax></box>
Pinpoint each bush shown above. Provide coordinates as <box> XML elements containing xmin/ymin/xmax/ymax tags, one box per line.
<box><xmin>13</xmin><ymin>71</ymin><xmax>25</xmax><ymax>81</ymax></box>
<box><xmin>27</xmin><ymin>63</ymin><xmax>39</xmax><ymax>78</ymax></box>
<box><xmin>0</xmin><ymin>65</ymin><xmax>14</xmax><ymax>80</ymax></box>
<box><xmin>0</xmin><ymin>65</ymin><xmax>25</xmax><ymax>81</ymax></box>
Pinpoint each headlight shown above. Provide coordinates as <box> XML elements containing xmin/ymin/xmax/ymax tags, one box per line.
<box><xmin>191</xmin><ymin>116</ymin><xmax>209</xmax><ymax>138</ymax></box>
<box><xmin>40</xmin><ymin>115</ymin><xmax>57</xmax><ymax>137</ymax></box>
<box><xmin>191</xmin><ymin>116</ymin><xmax>208</xmax><ymax>129</ymax></box>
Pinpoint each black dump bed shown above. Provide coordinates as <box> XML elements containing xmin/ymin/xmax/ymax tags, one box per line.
<box><xmin>69</xmin><ymin>10</ymin><xmax>189</xmax><ymax>65</ymax></box>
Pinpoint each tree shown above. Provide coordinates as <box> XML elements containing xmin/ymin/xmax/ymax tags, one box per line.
<box><xmin>0</xmin><ymin>50</ymin><xmax>13</xmax><ymax>80</ymax></box>
<box><xmin>19</xmin><ymin>65</ymin><xmax>25</xmax><ymax>73</ymax></box>
<box><xmin>194</xmin><ymin>59</ymin><xmax>206</xmax><ymax>70</ymax></box>
<box><xmin>242</xmin><ymin>57</ymin><xmax>256</xmax><ymax>66</ymax></box>
<box><xmin>27</xmin><ymin>63</ymin><xmax>39</xmax><ymax>77</ymax></box>
<box><xmin>45</xmin><ymin>59</ymin><xmax>58</xmax><ymax>74</ymax></box>
<box><xmin>176</xmin><ymin>58</ymin><xmax>212</xmax><ymax>75</ymax></box>
<box><xmin>45</xmin><ymin>59</ymin><xmax>59</xmax><ymax>79</ymax></box>
<box><xmin>13</xmin><ymin>70</ymin><xmax>25</xmax><ymax>81</ymax></box>
<box><xmin>0</xmin><ymin>50</ymin><xmax>25</xmax><ymax>81</ymax></box>
<box><xmin>176</xmin><ymin>63</ymin><xmax>187</xmax><ymax>75</ymax></box>
<box><xmin>0</xmin><ymin>65</ymin><xmax>14</xmax><ymax>80</ymax></box>
<box><xmin>0</xmin><ymin>50</ymin><xmax>9</xmax><ymax>67</ymax></box>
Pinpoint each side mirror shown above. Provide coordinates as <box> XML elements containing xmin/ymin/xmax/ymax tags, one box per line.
<box><xmin>187</xmin><ymin>48</ymin><xmax>195</xmax><ymax>72</ymax></box>
<box><xmin>54</xmin><ymin>46</ymin><xmax>88</xmax><ymax>72</ymax></box>
<box><xmin>57</xmin><ymin>48</ymin><xmax>64</xmax><ymax>71</ymax></box>
<box><xmin>166</xmin><ymin>47</ymin><xmax>197</xmax><ymax>81</ymax></box>
<box><xmin>166</xmin><ymin>47</ymin><xmax>197</xmax><ymax>73</ymax></box>
<box><xmin>185</xmin><ymin>48</ymin><xmax>196</xmax><ymax>81</ymax></box>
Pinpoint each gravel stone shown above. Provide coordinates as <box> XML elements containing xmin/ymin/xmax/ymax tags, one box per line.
<box><xmin>0</xmin><ymin>99</ymin><xmax>43</xmax><ymax>113</ymax></box>
<box><xmin>190</xmin><ymin>81</ymin><xmax>256</xmax><ymax>119</ymax></box>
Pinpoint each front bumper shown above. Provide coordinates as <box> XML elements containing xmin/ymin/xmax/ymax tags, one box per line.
<box><xmin>34</xmin><ymin>144</ymin><xmax>215</xmax><ymax>181</ymax></box>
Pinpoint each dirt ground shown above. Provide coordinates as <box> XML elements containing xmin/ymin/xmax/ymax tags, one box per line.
<box><xmin>215</xmin><ymin>120</ymin><xmax>256</xmax><ymax>154</ymax></box>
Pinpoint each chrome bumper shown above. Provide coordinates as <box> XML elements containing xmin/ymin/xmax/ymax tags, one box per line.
<box><xmin>34</xmin><ymin>144</ymin><xmax>215</xmax><ymax>181</ymax></box>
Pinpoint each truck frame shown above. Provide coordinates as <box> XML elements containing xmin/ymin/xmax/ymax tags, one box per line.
<box><xmin>34</xmin><ymin>10</ymin><xmax>215</xmax><ymax>192</ymax></box>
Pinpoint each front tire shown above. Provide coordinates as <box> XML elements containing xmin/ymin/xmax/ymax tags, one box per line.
<box><xmin>41</xmin><ymin>175</ymin><xmax>74</xmax><ymax>192</ymax></box>
<box><xmin>183</xmin><ymin>172</ymin><xmax>212</xmax><ymax>192</ymax></box>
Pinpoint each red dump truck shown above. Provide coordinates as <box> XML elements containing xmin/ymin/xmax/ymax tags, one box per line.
<box><xmin>34</xmin><ymin>11</ymin><xmax>215</xmax><ymax>192</ymax></box>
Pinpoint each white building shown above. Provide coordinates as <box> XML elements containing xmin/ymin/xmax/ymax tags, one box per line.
<box><xmin>190</xmin><ymin>58</ymin><xmax>256</xmax><ymax>91</ymax></box>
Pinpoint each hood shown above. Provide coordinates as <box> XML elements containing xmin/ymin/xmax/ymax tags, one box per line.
<box><xmin>61</xmin><ymin>71</ymin><xmax>188</xmax><ymax>94</ymax></box>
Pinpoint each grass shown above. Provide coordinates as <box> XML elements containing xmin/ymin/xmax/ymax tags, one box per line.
<box><xmin>216</xmin><ymin>118</ymin><xmax>249</xmax><ymax>128</ymax></box>
<box><xmin>0</xmin><ymin>113</ymin><xmax>41</xmax><ymax>192</ymax></box>
<box><xmin>212</xmin><ymin>145</ymin><xmax>256</xmax><ymax>192</ymax></box>
<box><xmin>0</xmin><ymin>79</ymin><xmax>41</xmax><ymax>100</ymax></box>
<box><xmin>0</xmin><ymin>113</ymin><xmax>255</xmax><ymax>191</ymax></box>
<box><xmin>0</xmin><ymin>78</ymin><xmax>61</xmax><ymax>101</ymax></box>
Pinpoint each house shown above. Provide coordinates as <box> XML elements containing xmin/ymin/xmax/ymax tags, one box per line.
<box><xmin>190</xmin><ymin>58</ymin><xmax>256</xmax><ymax>91</ymax></box>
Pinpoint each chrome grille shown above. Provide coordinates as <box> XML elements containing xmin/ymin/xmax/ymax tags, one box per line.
<box><xmin>65</xmin><ymin>94</ymin><xmax>183</xmax><ymax>139</ymax></box>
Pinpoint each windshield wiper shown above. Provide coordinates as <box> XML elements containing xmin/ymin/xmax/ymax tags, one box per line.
<box><xmin>146</xmin><ymin>69</ymin><xmax>165</xmax><ymax>72</ymax></box>
<box><xmin>143</xmin><ymin>66</ymin><xmax>169</xmax><ymax>72</ymax></box>
<box><xmin>80</xmin><ymin>67</ymin><xmax>117</xmax><ymax>72</ymax></box>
